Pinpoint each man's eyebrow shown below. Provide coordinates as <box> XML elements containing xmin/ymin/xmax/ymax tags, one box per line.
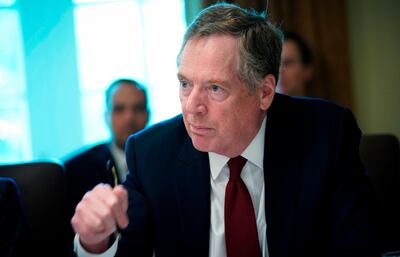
<box><xmin>177</xmin><ymin>73</ymin><xmax>187</xmax><ymax>80</ymax></box>
<box><xmin>176</xmin><ymin>73</ymin><xmax>230</xmax><ymax>85</ymax></box>
<box><xmin>205</xmin><ymin>79</ymin><xmax>229</xmax><ymax>85</ymax></box>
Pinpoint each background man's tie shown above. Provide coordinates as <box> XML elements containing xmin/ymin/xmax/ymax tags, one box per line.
<box><xmin>225</xmin><ymin>156</ymin><xmax>262</xmax><ymax>257</ymax></box>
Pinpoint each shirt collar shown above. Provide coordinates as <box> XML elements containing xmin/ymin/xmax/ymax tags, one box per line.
<box><xmin>110</xmin><ymin>142</ymin><xmax>127</xmax><ymax>171</ymax></box>
<box><xmin>209</xmin><ymin>116</ymin><xmax>266</xmax><ymax>180</ymax></box>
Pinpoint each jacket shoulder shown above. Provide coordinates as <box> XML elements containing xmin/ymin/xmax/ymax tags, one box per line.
<box><xmin>63</xmin><ymin>142</ymin><xmax>110</xmax><ymax>169</ymax></box>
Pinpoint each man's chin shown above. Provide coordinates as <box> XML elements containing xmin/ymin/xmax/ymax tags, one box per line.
<box><xmin>191</xmin><ymin>138</ymin><xmax>214</xmax><ymax>153</ymax></box>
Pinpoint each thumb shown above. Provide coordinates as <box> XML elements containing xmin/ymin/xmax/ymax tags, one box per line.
<box><xmin>113</xmin><ymin>185</ymin><xmax>129</xmax><ymax>229</ymax></box>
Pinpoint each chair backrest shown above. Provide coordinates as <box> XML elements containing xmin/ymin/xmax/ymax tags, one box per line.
<box><xmin>0</xmin><ymin>160</ymin><xmax>71</xmax><ymax>257</ymax></box>
<box><xmin>360</xmin><ymin>134</ymin><xmax>400</xmax><ymax>251</ymax></box>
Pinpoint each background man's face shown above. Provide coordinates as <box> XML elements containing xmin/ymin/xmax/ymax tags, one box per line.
<box><xmin>107</xmin><ymin>83</ymin><xmax>148</xmax><ymax>150</ymax></box>
<box><xmin>277</xmin><ymin>40</ymin><xmax>311</xmax><ymax>96</ymax></box>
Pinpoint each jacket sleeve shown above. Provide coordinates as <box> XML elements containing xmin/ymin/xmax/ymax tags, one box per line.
<box><xmin>116</xmin><ymin>136</ymin><xmax>154</xmax><ymax>257</ymax></box>
<box><xmin>328</xmin><ymin>108</ymin><xmax>381</xmax><ymax>257</ymax></box>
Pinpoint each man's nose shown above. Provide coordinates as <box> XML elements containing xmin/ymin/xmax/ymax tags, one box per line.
<box><xmin>185</xmin><ymin>87</ymin><xmax>207</xmax><ymax>114</ymax></box>
<box><xmin>122</xmin><ymin>108</ymin><xmax>137</xmax><ymax>121</ymax></box>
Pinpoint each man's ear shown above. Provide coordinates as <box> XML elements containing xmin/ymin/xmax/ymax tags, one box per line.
<box><xmin>259</xmin><ymin>74</ymin><xmax>276</xmax><ymax>111</ymax></box>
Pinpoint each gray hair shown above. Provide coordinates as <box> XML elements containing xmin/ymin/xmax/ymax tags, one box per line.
<box><xmin>177</xmin><ymin>2</ymin><xmax>283</xmax><ymax>92</ymax></box>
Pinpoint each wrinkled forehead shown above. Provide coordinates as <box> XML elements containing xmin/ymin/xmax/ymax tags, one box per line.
<box><xmin>178</xmin><ymin>35</ymin><xmax>240</xmax><ymax>74</ymax></box>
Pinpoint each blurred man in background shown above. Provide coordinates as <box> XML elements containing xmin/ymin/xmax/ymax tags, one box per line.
<box><xmin>64</xmin><ymin>78</ymin><xmax>149</xmax><ymax>232</ymax></box>
<box><xmin>277</xmin><ymin>32</ymin><xmax>314</xmax><ymax>96</ymax></box>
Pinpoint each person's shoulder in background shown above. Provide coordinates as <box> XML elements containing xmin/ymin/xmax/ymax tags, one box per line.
<box><xmin>63</xmin><ymin>142</ymin><xmax>110</xmax><ymax>168</ymax></box>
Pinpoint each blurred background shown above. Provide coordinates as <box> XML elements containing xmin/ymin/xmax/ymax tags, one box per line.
<box><xmin>0</xmin><ymin>0</ymin><xmax>399</xmax><ymax>163</ymax></box>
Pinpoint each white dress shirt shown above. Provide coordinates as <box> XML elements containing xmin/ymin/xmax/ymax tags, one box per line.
<box><xmin>208</xmin><ymin>117</ymin><xmax>268</xmax><ymax>257</ymax></box>
<box><xmin>109</xmin><ymin>142</ymin><xmax>128</xmax><ymax>182</ymax></box>
<box><xmin>75</xmin><ymin>117</ymin><xmax>268</xmax><ymax>257</ymax></box>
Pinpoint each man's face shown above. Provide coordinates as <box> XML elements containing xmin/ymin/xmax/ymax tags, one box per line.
<box><xmin>107</xmin><ymin>83</ymin><xmax>149</xmax><ymax>150</ymax></box>
<box><xmin>178</xmin><ymin>35</ymin><xmax>275</xmax><ymax>157</ymax></box>
<box><xmin>277</xmin><ymin>40</ymin><xmax>310</xmax><ymax>96</ymax></box>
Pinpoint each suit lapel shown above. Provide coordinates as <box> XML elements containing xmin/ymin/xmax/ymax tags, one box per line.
<box><xmin>173</xmin><ymin>135</ymin><xmax>210</xmax><ymax>257</ymax></box>
<box><xmin>264</xmin><ymin>94</ymin><xmax>303</xmax><ymax>256</ymax></box>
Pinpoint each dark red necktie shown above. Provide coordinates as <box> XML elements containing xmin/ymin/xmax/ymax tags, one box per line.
<box><xmin>225</xmin><ymin>156</ymin><xmax>262</xmax><ymax>257</ymax></box>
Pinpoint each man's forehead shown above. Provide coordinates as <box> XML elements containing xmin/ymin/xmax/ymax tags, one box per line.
<box><xmin>179</xmin><ymin>36</ymin><xmax>239</xmax><ymax>73</ymax></box>
<box><xmin>111</xmin><ymin>85</ymin><xmax>145</xmax><ymax>103</ymax></box>
<box><xmin>183</xmin><ymin>35</ymin><xmax>238</xmax><ymax>51</ymax></box>
<box><xmin>113</xmin><ymin>84</ymin><xmax>143</xmax><ymax>95</ymax></box>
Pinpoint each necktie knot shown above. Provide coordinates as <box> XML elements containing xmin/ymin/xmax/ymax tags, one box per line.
<box><xmin>227</xmin><ymin>156</ymin><xmax>247</xmax><ymax>180</ymax></box>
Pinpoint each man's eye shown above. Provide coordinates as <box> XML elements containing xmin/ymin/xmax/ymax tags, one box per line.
<box><xmin>211</xmin><ymin>84</ymin><xmax>221</xmax><ymax>92</ymax></box>
<box><xmin>133</xmin><ymin>105</ymin><xmax>147</xmax><ymax>113</ymax></box>
<box><xmin>180</xmin><ymin>80</ymin><xmax>188</xmax><ymax>88</ymax></box>
<box><xmin>282</xmin><ymin>58</ymin><xmax>297</xmax><ymax>67</ymax></box>
<box><xmin>179</xmin><ymin>80</ymin><xmax>192</xmax><ymax>97</ymax></box>
<box><xmin>113</xmin><ymin>106</ymin><xmax>124</xmax><ymax>113</ymax></box>
<box><xmin>208</xmin><ymin>84</ymin><xmax>228</xmax><ymax>101</ymax></box>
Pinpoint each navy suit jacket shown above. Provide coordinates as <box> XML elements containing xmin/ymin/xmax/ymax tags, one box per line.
<box><xmin>119</xmin><ymin>94</ymin><xmax>380</xmax><ymax>257</ymax></box>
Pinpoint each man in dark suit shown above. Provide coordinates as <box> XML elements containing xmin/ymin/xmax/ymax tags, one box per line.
<box><xmin>71</xmin><ymin>3</ymin><xmax>380</xmax><ymax>257</ymax></box>
<box><xmin>0</xmin><ymin>178</ymin><xmax>23</xmax><ymax>257</ymax></box>
<box><xmin>64</xmin><ymin>79</ymin><xmax>149</xmax><ymax>237</ymax></box>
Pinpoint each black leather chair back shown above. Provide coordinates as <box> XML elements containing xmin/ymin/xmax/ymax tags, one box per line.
<box><xmin>0</xmin><ymin>160</ymin><xmax>70</xmax><ymax>257</ymax></box>
<box><xmin>360</xmin><ymin>134</ymin><xmax>400</xmax><ymax>251</ymax></box>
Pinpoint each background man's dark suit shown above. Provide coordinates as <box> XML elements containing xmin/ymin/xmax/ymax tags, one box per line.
<box><xmin>64</xmin><ymin>143</ymin><xmax>118</xmax><ymax>240</ymax></box>
<box><xmin>117</xmin><ymin>93</ymin><xmax>379</xmax><ymax>257</ymax></box>
<box><xmin>0</xmin><ymin>178</ymin><xmax>23</xmax><ymax>257</ymax></box>
<box><xmin>65</xmin><ymin>143</ymin><xmax>118</xmax><ymax>214</ymax></box>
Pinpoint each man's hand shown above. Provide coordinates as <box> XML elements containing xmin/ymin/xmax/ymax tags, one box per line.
<box><xmin>71</xmin><ymin>184</ymin><xmax>129</xmax><ymax>253</ymax></box>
